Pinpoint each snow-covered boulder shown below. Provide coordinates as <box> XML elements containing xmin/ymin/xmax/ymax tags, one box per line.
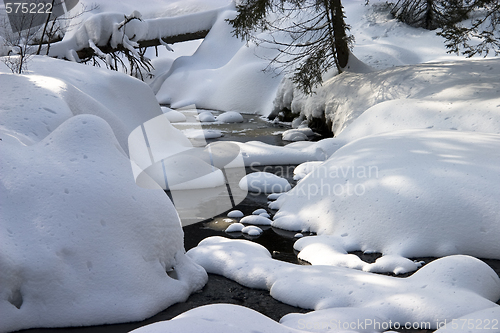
<box><xmin>216</xmin><ymin>111</ymin><xmax>244</xmax><ymax>123</ymax></box>
<box><xmin>0</xmin><ymin>115</ymin><xmax>207</xmax><ymax>332</ymax></box>
<box><xmin>239</xmin><ymin>172</ymin><xmax>291</xmax><ymax>194</ymax></box>
<box><xmin>272</xmin><ymin>130</ymin><xmax>500</xmax><ymax>269</ymax></box>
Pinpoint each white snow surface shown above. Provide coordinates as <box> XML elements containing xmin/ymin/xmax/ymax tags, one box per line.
<box><xmin>239</xmin><ymin>172</ymin><xmax>291</xmax><ymax>194</ymax></box>
<box><xmin>155</xmin><ymin>9</ymin><xmax>282</xmax><ymax>115</ymax></box>
<box><xmin>272</xmin><ymin>130</ymin><xmax>500</xmax><ymax>268</ymax></box>
<box><xmin>0</xmin><ymin>57</ymin><xmax>189</xmax><ymax>152</ymax></box>
<box><xmin>225</xmin><ymin>223</ymin><xmax>245</xmax><ymax>233</ymax></box>
<box><xmin>0</xmin><ymin>115</ymin><xmax>207</xmax><ymax>332</ymax></box>
<box><xmin>216</xmin><ymin>111</ymin><xmax>244</xmax><ymax>123</ymax></box>
<box><xmin>0</xmin><ymin>56</ymin><xmax>207</xmax><ymax>331</ymax></box>
<box><xmin>188</xmin><ymin>237</ymin><xmax>500</xmax><ymax>331</ymax></box>
<box><xmin>273</xmin><ymin>58</ymin><xmax>500</xmax><ymax>139</ymax></box>
<box><xmin>241</xmin><ymin>226</ymin><xmax>263</xmax><ymax>236</ymax></box>
<box><xmin>130</xmin><ymin>304</ymin><xmax>315</xmax><ymax>333</ymax></box>
<box><xmin>227</xmin><ymin>210</ymin><xmax>244</xmax><ymax>218</ymax></box>
<box><xmin>240</xmin><ymin>215</ymin><xmax>272</xmax><ymax>226</ymax></box>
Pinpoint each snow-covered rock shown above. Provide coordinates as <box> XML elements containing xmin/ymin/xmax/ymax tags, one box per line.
<box><xmin>227</xmin><ymin>210</ymin><xmax>244</xmax><ymax>218</ymax></box>
<box><xmin>217</xmin><ymin>111</ymin><xmax>244</xmax><ymax>123</ymax></box>
<box><xmin>225</xmin><ymin>223</ymin><xmax>245</xmax><ymax>233</ymax></box>
<box><xmin>197</xmin><ymin>111</ymin><xmax>217</xmax><ymax>122</ymax></box>
<box><xmin>240</xmin><ymin>215</ymin><xmax>272</xmax><ymax>226</ymax></box>
<box><xmin>240</xmin><ymin>172</ymin><xmax>291</xmax><ymax>194</ymax></box>
<box><xmin>241</xmin><ymin>226</ymin><xmax>263</xmax><ymax>236</ymax></box>
<box><xmin>0</xmin><ymin>115</ymin><xmax>207</xmax><ymax>332</ymax></box>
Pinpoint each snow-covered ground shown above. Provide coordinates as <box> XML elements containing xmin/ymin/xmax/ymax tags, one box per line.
<box><xmin>0</xmin><ymin>57</ymin><xmax>206</xmax><ymax>332</ymax></box>
<box><xmin>2</xmin><ymin>0</ymin><xmax>500</xmax><ymax>332</ymax></box>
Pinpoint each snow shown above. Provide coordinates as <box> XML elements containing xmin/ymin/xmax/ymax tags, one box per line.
<box><xmin>3</xmin><ymin>0</ymin><xmax>500</xmax><ymax>332</ymax></box>
<box><xmin>240</xmin><ymin>215</ymin><xmax>272</xmax><ymax>226</ymax></box>
<box><xmin>188</xmin><ymin>237</ymin><xmax>500</xmax><ymax>331</ymax></box>
<box><xmin>130</xmin><ymin>304</ymin><xmax>311</xmax><ymax>333</ymax></box>
<box><xmin>239</xmin><ymin>172</ymin><xmax>291</xmax><ymax>194</ymax></box>
<box><xmin>232</xmin><ymin>139</ymin><xmax>342</xmax><ymax>166</ymax></box>
<box><xmin>161</xmin><ymin>106</ymin><xmax>187</xmax><ymax>123</ymax></box>
<box><xmin>225</xmin><ymin>223</ymin><xmax>245</xmax><ymax>233</ymax></box>
<box><xmin>0</xmin><ymin>56</ymin><xmax>206</xmax><ymax>331</ymax></box>
<box><xmin>217</xmin><ymin>111</ymin><xmax>244</xmax><ymax>123</ymax></box>
<box><xmin>252</xmin><ymin>208</ymin><xmax>268</xmax><ymax>215</ymax></box>
<box><xmin>268</xmin><ymin>193</ymin><xmax>284</xmax><ymax>200</ymax></box>
<box><xmin>293</xmin><ymin>161</ymin><xmax>324</xmax><ymax>181</ymax></box>
<box><xmin>183</xmin><ymin>128</ymin><xmax>223</xmax><ymax>140</ymax></box>
<box><xmin>282</xmin><ymin>128</ymin><xmax>316</xmax><ymax>142</ymax></box>
<box><xmin>241</xmin><ymin>226</ymin><xmax>263</xmax><ymax>236</ymax></box>
<box><xmin>227</xmin><ymin>210</ymin><xmax>244</xmax><ymax>218</ymax></box>
<box><xmin>273</xmin><ymin>58</ymin><xmax>500</xmax><ymax>138</ymax></box>
<box><xmin>0</xmin><ymin>115</ymin><xmax>207</xmax><ymax>332</ymax></box>
<box><xmin>155</xmin><ymin>9</ymin><xmax>282</xmax><ymax>115</ymax></box>
<box><xmin>197</xmin><ymin>111</ymin><xmax>216</xmax><ymax>122</ymax></box>
<box><xmin>271</xmin><ymin>130</ymin><xmax>500</xmax><ymax>269</ymax></box>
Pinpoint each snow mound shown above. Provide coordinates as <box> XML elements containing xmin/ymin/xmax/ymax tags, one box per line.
<box><xmin>188</xmin><ymin>237</ymin><xmax>500</xmax><ymax>330</ymax></box>
<box><xmin>197</xmin><ymin>111</ymin><xmax>216</xmax><ymax>122</ymax></box>
<box><xmin>232</xmin><ymin>139</ymin><xmax>342</xmax><ymax>166</ymax></box>
<box><xmin>272</xmin><ymin>130</ymin><xmax>500</xmax><ymax>266</ymax></box>
<box><xmin>227</xmin><ymin>210</ymin><xmax>244</xmax><ymax>218</ymax></box>
<box><xmin>0</xmin><ymin>115</ymin><xmax>207</xmax><ymax>332</ymax></box>
<box><xmin>155</xmin><ymin>10</ymin><xmax>282</xmax><ymax>115</ymax></box>
<box><xmin>129</xmin><ymin>304</ymin><xmax>309</xmax><ymax>333</ymax></box>
<box><xmin>293</xmin><ymin>161</ymin><xmax>324</xmax><ymax>181</ymax></box>
<box><xmin>273</xmin><ymin>58</ymin><xmax>500</xmax><ymax>138</ymax></box>
<box><xmin>252</xmin><ymin>208</ymin><xmax>268</xmax><ymax>215</ymax></box>
<box><xmin>239</xmin><ymin>172</ymin><xmax>291</xmax><ymax>194</ymax></box>
<box><xmin>225</xmin><ymin>223</ymin><xmax>245</xmax><ymax>233</ymax></box>
<box><xmin>240</xmin><ymin>215</ymin><xmax>272</xmax><ymax>226</ymax></box>
<box><xmin>0</xmin><ymin>56</ymin><xmax>185</xmax><ymax>152</ymax></box>
<box><xmin>217</xmin><ymin>111</ymin><xmax>244</xmax><ymax>123</ymax></box>
<box><xmin>161</xmin><ymin>107</ymin><xmax>187</xmax><ymax>123</ymax></box>
<box><xmin>282</xmin><ymin>128</ymin><xmax>315</xmax><ymax>142</ymax></box>
<box><xmin>241</xmin><ymin>226</ymin><xmax>263</xmax><ymax>236</ymax></box>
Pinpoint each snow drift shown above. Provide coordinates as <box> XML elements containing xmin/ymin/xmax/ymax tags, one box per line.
<box><xmin>271</xmin><ymin>130</ymin><xmax>500</xmax><ymax>272</ymax></box>
<box><xmin>0</xmin><ymin>115</ymin><xmax>207</xmax><ymax>332</ymax></box>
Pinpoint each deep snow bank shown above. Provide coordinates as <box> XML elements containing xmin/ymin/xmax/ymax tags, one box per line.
<box><xmin>0</xmin><ymin>56</ymin><xmax>191</xmax><ymax>151</ymax></box>
<box><xmin>154</xmin><ymin>10</ymin><xmax>282</xmax><ymax>115</ymax></box>
<box><xmin>0</xmin><ymin>115</ymin><xmax>207</xmax><ymax>332</ymax></box>
<box><xmin>272</xmin><ymin>58</ymin><xmax>500</xmax><ymax>137</ymax></box>
<box><xmin>187</xmin><ymin>237</ymin><xmax>500</xmax><ymax>332</ymax></box>
<box><xmin>271</xmin><ymin>130</ymin><xmax>500</xmax><ymax>269</ymax></box>
<box><xmin>0</xmin><ymin>56</ymin><xmax>207</xmax><ymax>331</ymax></box>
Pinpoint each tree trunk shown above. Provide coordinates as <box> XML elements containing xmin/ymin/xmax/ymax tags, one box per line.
<box><xmin>331</xmin><ymin>0</ymin><xmax>349</xmax><ymax>69</ymax></box>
